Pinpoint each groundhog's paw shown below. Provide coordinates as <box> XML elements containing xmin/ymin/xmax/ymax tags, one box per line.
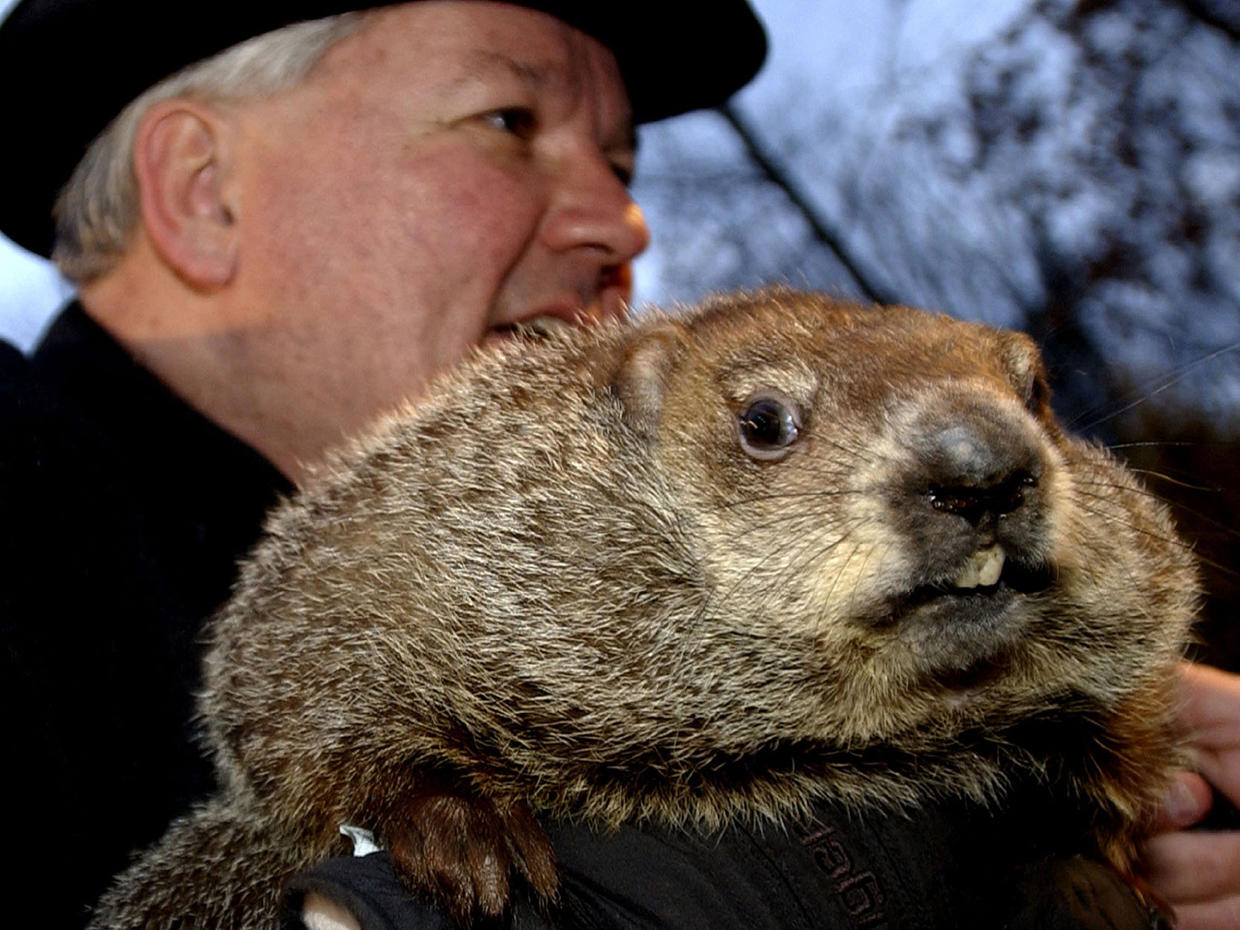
<box><xmin>385</xmin><ymin>789</ymin><xmax>557</xmax><ymax>924</ymax></box>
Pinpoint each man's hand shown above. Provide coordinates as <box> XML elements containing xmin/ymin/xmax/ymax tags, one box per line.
<box><xmin>1143</xmin><ymin>662</ymin><xmax>1240</xmax><ymax>929</ymax></box>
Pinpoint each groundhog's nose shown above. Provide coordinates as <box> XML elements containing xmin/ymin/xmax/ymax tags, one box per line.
<box><xmin>922</xmin><ymin>422</ymin><xmax>1039</xmax><ymax>529</ymax></box>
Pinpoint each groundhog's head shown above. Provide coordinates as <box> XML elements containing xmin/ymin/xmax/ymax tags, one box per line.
<box><xmin>601</xmin><ymin>290</ymin><xmax>1194</xmax><ymax>772</ymax></box>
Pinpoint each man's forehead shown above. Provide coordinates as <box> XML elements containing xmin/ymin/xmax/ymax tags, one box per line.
<box><xmin>453</xmin><ymin>47</ymin><xmax>573</xmax><ymax>90</ymax></box>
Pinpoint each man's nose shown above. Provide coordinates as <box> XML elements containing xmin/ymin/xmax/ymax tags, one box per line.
<box><xmin>540</xmin><ymin>152</ymin><xmax>651</xmax><ymax>266</ymax></box>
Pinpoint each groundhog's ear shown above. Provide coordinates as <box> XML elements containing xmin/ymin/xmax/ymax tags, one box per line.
<box><xmin>612</xmin><ymin>321</ymin><xmax>690</xmax><ymax>437</ymax></box>
<box><xmin>999</xmin><ymin>330</ymin><xmax>1052</xmax><ymax>415</ymax></box>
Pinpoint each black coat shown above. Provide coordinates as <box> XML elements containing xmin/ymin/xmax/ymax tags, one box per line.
<box><xmin>0</xmin><ymin>304</ymin><xmax>290</xmax><ymax>928</ymax></box>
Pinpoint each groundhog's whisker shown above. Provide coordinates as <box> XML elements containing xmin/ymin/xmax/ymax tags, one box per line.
<box><xmin>1066</xmin><ymin>340</ymin><xmax>1240</xmax><ymax>436</ymax></box>
<box><xmin>1121</xmin><ymin>467</ymin><xmax>1216</xmax><ymax>493</ymax></box>
<box><xmin>1068</xmin><ymin>484</ymin><xmax>1203</xmax><ymax>549</ymax></box>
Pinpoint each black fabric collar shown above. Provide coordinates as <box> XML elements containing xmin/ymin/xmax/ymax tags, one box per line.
<box><xmin>29</xmin><ymin>302</ymin><xmax>292</xmax><ymax>501</ymax></box>
<box><xmin>16</xmin><ymin>300</ymin><xmax>295</xmax><ymax>641</ymax></box>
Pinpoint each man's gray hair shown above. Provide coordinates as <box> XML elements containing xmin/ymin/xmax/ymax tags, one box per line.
<box><xmin>53</xmin><ymin>12</ymin><xmax>367</xmax><ymax>283</ymax></box>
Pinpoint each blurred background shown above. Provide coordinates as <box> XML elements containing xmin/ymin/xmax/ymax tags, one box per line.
<box><xmin>3</xmin><ymin>0</ymin><xmax>1239</xmax><ymax>662</ymax></box>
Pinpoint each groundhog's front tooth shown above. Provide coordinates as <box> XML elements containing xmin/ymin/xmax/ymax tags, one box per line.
<box><xmin>977</xmin><ymin>545</ymin><xmax>1005</xmax><ymax>586</ymax></box>
<box><xmin>951</xmin><ymin>544</ymin><xmax>1006</xmax><ymax>589</ymax></box>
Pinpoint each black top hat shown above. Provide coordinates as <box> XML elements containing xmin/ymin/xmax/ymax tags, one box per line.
<box><xmin>0</xmin><ymin>0</ymin><xmax>767</xmax><ymax>258</ymax></box>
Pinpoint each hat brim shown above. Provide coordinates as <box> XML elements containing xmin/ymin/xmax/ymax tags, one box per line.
<box><xmin>0</xmin><ymin>0</ymin><xmax>766</xmax><ymax>257</ymax></box>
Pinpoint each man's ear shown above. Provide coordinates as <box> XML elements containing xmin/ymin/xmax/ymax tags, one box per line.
<box><xmin>133</xmin><ymin>99</ymin><xmax>239</xmax><ymax>289</ymax></box>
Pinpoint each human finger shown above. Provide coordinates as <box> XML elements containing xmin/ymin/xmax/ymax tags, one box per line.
<box><xmin>1141</xmin><ymin>829</ymin><xmax>1240</xmax><ymax>902</ymax></box>
<box><xmin>1165</xmin><ymin>895</ymin><xmax>1240</xmax><ymax>930</ymax></box>
<box><xmin>1177</xmin><ymin>663</ymin><xmax>1240</xmax><ymax>745</ymax></box>
<box><xmin>1176</xmin><ymin>664</ymin><xmax>1240</xmax><ymax>809</ymax></box>
<box><xmin>1150</xmin><ymin>771</ymin><xmax>1214</xmax><ymax>832</ymax></box>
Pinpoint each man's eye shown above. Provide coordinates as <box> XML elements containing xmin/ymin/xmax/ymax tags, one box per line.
<box><xmin>610</xmin><ymin>162</ymin><xmax>634</xmax><ymax>187</ymax></box>
<box><xmin>482</xmin><ymin>108</ymin><xmax>537</xmax><ymax>139</ymax></box>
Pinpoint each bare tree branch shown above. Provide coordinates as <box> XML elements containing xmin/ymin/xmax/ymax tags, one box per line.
<box><xmin>718</xmin><ymin>103</ymin><xmax>899</xmax><ymax>305</ymax></box>
<box><xmin>1180</xmin><ymin>0</ymin><xmax>1240</xmax><ymax>39</ymax></box>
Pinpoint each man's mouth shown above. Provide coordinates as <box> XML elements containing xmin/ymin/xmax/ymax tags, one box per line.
<box><xmin>486</xmin><ymin>296</ymin><xmax>632</xmax><ymax>345</ymax></box>
<box><xmin>489</xmin><ymin>314</ymin><xmax>576</xmax><ymax>341</ymax></box>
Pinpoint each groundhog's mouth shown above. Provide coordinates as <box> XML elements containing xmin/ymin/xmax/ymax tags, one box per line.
<box><xmin>875</xmin><ymin>552</ymin><xmax>1056</xmax><ymax>678</ymax></box>
<box><xmin>885</xmin><ymin>546</ymin><xmax>1056</xmax><ymax>632</ymax></box>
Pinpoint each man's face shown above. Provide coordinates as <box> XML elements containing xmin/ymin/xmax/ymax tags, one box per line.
<box><xmin>224</xmin><ymin>1</ymin><xmax>649</xmax><ymax>467</ymax></box>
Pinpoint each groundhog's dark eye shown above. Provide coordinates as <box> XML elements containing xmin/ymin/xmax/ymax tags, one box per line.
<box><xmin>737</xmin><ymin>392</ymin><xmax>802</xmax><ymax>461</ymax></box>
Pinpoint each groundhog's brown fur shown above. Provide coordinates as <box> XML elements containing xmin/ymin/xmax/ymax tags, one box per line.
<box><xmin>90</xmin><ymin>290</ymin><xmax>1197</xmax><ymax>928</ymax></box>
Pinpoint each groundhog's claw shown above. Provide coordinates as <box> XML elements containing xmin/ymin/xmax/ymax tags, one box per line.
<box><xmin>385</xmin><ymin>788</ymin><xmax>557</xmax><ymax>924</ymax></box>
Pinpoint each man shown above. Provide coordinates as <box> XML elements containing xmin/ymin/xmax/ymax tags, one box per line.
<box><xmin>0</xmin><ymin>1</ymin><xmax>1237</xmax><ymax>928</ymax></box>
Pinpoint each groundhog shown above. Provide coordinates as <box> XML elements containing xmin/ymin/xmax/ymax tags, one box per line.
<box><xmin>89</xmin><ymin>289</ymin><xmax>1197</xmax><ymax>929</ymax></box>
